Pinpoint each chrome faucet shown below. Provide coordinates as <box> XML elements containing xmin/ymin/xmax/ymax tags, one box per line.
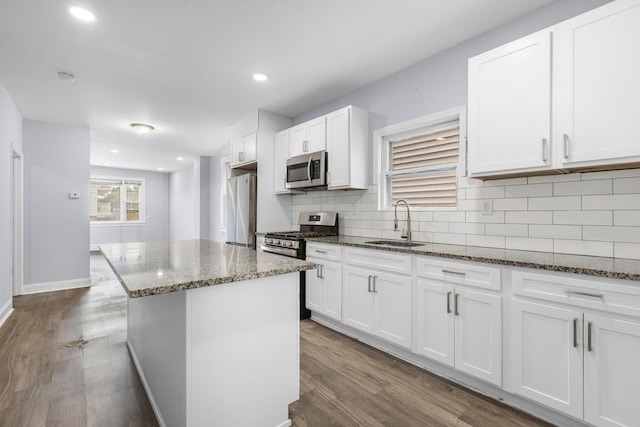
<box><xmin>394</xmin><ymin>199</ymin><xmax>412</xmax><ymax>243</ymax></box>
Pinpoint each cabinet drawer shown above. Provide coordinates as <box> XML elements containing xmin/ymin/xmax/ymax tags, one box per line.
<box><xmin>344</xmin><ymin>247</ymin><xmax>411</xmax><ymax>275</ymax></box>
<box><xmin>306</xmin><ymin>243</ymin><xmax>342</xmax><ymax>261</ymax></box>
<box><xmin>415</xmin><ymin>257</ymin><xmax>501</xmax><ymax>291</ymax></box>
<box><xmin>512</xmin><ymin>270</ymin><xmax>640</xmax><ymax>318</ymax></box>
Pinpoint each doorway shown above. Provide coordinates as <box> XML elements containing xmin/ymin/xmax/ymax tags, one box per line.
<box><xmin>11</xmin><ymin>147</ymin><xmax>23</xmax><ymax>296</ymax></box>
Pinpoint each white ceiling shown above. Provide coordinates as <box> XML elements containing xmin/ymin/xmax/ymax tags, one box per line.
<box><xmin>0</xmin><ymin>0</ymin><xmax>553</xmax><ymax>172</ymax></box>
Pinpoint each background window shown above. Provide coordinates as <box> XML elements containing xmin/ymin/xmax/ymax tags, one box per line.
<box><xmin>90</xmin><ymin>178</ymin><xmax>145</xmax><ymax>223</ymax></box>
<box><xmin>375</xmin><ymin>107</ymin><xmax>465</xmax><ymax>210</ymax></box>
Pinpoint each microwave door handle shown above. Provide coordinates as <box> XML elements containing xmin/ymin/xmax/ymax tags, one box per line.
<box><xmin>307</xmin><ymin>157</ymin><xmax>312</xmax><ymax>182</ymax></box>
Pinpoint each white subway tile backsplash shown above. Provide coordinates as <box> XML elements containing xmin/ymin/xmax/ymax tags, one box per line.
<box><xmin>583</xmin><ymin>226</ymin><xmax>640</xmax><ymax>243</ymax></box>
<box><xmin>457</xmin><ymin>200</ymin><xmax>483</xmax><ymax>212</ymax></box>
<box><xmin>361</xmin><ymin>228</ymin><xmax>383</xmax><ymax>239</ymax></box>
<box><xmin>554</xmin><ymin>180</ymin><xmax>612</xmax><ymax>196</ymax></box>
<box><xmin>554</xmin><ymin>239</ymin><xmax>613</xmax><ymax>257</ymax></box>
<box><xmin>504</xmin><ymin>183</ymin><xmax>552</xmax><ymax>198</ymax></box>
<box><xmin>433</xmin><ymin>233</ymin><xmax>466</xmax><ymax>245</ymax></box>
<box><xmin>528</xmin><ymin>174</ymin><xmax>580</xmax><ymax>184</ymax></box>
<box><xmin>530</xmin><ymin>224</ymin><xmax>582</xmax><ymax>240</ymax></box>
<box><xmin>614</xmin><ymin>177</ymin><xmax>640</xmax><ymax>194</ymax></box>
<box><xmin>528</xmin><ymin>196</ymin><xmax>581</xmax><ymax>211</ymax></box>
<box><xmin>467</xmin><ymin>234</ymin><xmax>505</xmax><ymax>249</ymax></box>
<box><xmin>493</xmin><ymin>198</ymin><xmax>528</xmax><ymax>211</ymax></box>
<box><xmin>420</xmin><ymin>222</ymin><xmax>450</xmax><ymax>233</ymax></box>
<box><xmin>450</xmin><ymin>223</ymin><xmax>485</xmax><ymax>235</ymax></box>
<box><xmin>614</xmin><ymin>211</ymin><xmax>640</xmax><ymax>226</ymax></box>
<box><xmin>505</xmin><ymin>211</ymin><xmax>553</xmax><ymax>224</ymax></box>
<box><xmin>361</xmin><ymin>211</ymin><xmax>383</xmax><ymax>220</ymax></box>
<box><xmin>433</xmin><ymin>211</ymin><xmax>466</xmax><ymax>223</ymax></box>
<box><xmin>457</xmin><ymin>177</ymin><xmax>484</xmax><ymax>188</ymax></box>
<box><xmin>553</xmin><ymin>211</ymin><xmax>612</xmax><ymax>226</ymax></box>
<box><xmin>582</xmin><ymin>168</ymin><xmax>640</xmax><ymax>180</ymax></box>
<box><xmin>484</xmin><ymin>177</ymin><xmax>528</xmax><ymax>187</ymax></box>
<box><xmin>485</xmin><ymin>223</ymin><xmax>528</xmax><ymax>237</ymax></box>
<box><xmin>614</xmin><ymin>243</ymin><xmax>640</xmax><ymax>260</ymax></box>
<box><xmin>466</xmin><ymin>211</ymin><xmax>505</xmax><ymax>224</ymax></box>
<box><xmin>583</xmin><ymin>194</ymin><xmax>640</xmax><ymax>210</ymax></box>
<box><xmin>506</xmin><ymin>237</ymin><xmax>554</xmax><ymax>252</ymax></box>
<box><xmin>466</xmin><ymin>186</ymin><xmax>505</xmax><ymax>200</ymax></box>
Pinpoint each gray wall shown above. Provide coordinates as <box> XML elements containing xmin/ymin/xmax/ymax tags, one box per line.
<box><xmin>208</xmin><ymin>153</ymin><xmax>227</xmax><ymax>243</ymax></box>
<box><xmin>169</xmin><ymin>163</ymin><xmax>197</xmax><ymax>241</ymax></box>
<box><xmin>293</xmin><ymin>0</ymin><xmax>610</xmax><ymax>184</ymax></box>
<box><xmin>0</xmin><ymin>82</ymin><xmax>22</xmax><ymax>314</ymax></box>
<box><xmin>90</xmin><ymin>166</ymin><xmax>170</xmax><ymax>247</ymax></box>
<box><xmin>23</xmin><ymin>120</ymin><xmax>90</xmax><ymax>285</ymax></box>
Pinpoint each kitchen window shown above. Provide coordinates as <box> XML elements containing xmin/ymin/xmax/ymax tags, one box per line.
<box><xmin>374</xmin><ymin>106</ymin><xmax>465</xmax><ymax>209</ymax></box>
<box><xmin>90</xmin><ymin>177</ymin><xmax>145</xmax><ymax>224</ymax></box>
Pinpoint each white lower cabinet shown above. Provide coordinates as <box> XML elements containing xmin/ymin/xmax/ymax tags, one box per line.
<box><xmin>416</xmin><ymin>279</ymin><xmax>502</xmax><ymax>386</ymax></box>
<box><xmin>306</xmin><ymin>257</ymin><xmax>342</xmax><ymax>321</ymax></box>
<box><xmin>511</xmin><ymin>270</ymin><xmax>640</xmax><ymax>426</ymax></box>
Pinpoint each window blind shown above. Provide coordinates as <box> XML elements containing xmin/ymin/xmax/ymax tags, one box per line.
<box><xmin>389</xmin><ymin>127</ymin><xmax>459</xmax><ymax>208</ymax></box>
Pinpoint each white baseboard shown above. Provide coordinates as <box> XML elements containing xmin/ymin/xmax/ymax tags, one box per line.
<box><xmin>90</xmin><ymin>244</ymin><xmax>100</xmax><ymax>252</ymax></box>
<box><xmin>22</xmin><ymin>277</ymin><xmax>92</xmax><ymax>295</ymax></box>
<box><xmin>0</xmin><ymin>299</ymin><xmax>14</xmax><ymax>329</ymax></box>
<box><xmin>274</xmin><ymin>420</ymin><xmax>292</xmax><ymax>427</ymax></box>
<box><xmin>127</xmin><ymin>340</ymin><xmax>167</xmax><ymax>427</ymax></box>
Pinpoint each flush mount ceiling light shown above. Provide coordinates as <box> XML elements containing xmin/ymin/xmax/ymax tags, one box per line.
<box><xmin>252</xmin><ymin>73</ymin><xmax>268</xmax><ymax>82</ymax></box>
<box><xmin>69</xmin><ymin>6</ymin><xmax>97</xmax><ymax>22</ymax></box>
<box><xmin>57</xmin><ymin>71</ymin><xmax>76</xmax><ymax>82</ymax></box>
<box><xmin>130</xmin><ymin>123</ymin><xmax>154</xmax><ymax>135</ymax></box>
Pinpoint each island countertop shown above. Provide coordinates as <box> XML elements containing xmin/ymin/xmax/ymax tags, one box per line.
<box><xmin>100</xmin><ymin>239</ymin><xmax>316</xmax><ymax>298</ymax></box>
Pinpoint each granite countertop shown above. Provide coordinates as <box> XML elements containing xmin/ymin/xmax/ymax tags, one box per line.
<box><xmin>306</xmin><ymin>235</ymin><xmax>640</xmax><ymax>282</ymax></box>
<box><xmin>100</xmin><ymin>239</ymin><xmax>316</xmax><ymax>298</ymax></box>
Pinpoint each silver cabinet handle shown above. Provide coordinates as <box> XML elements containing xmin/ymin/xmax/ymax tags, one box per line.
<box><xmin>563</xmin><ymin>134</ymin><xmax>570</xmax><ymax>159</ymax></box>
<box><xmin>446</xmin><ymin>291</ymin><xmax>452</xmax><ymax>314</ymax></box>
<box><xmin>564</xmin><ymin>289</ymin><xmax>604</xmax><ymax>299</ymax></box>
<box><xmin>454</xmin><ymin>293</ymin><xmax>460</xmax><ymax>316</ymax></box>
<box><xmin>443</xmin><ymin>269</ymin><xmax>466</xmax><ymax>277</ymax></box>
<box><xmin>314</xmin><ymin>250</ymin><xmax>327</xmax><ymax>254</ymax></box>
<box><xmin>541</xmin><ymin>138</ymin><xmax>548</xmax><ymax>162</ymax></box>
<box><xmin>316</xmin><ymin>265</ymin><xmax>322</xmax><ymax>278</ymax></box>
<box><xmin>327</xmin><ymin>171</ymin><xmax>331</xmax><ymax>186</ymax></box>
<box><xmin>303</xmin><ymin>140</ymin><xmax>308</xmax><ymax>153</ymax></box>
<box><xmin>320</xmin><ymin>265</ymin><xmax>325</xmax><ymax>279</ymax></box>
<box><xmin>307</xmin><ymin>157</ymin><xmax>312</xmax><ymax>182</ymax></box>
<box><xmin>587</xmin><ymin>321</ymin><xmax>593</xmax><ymax>352</ymax></box>
<box><xmin>572</xmin><ymin>318</ymin><xmax>579</xmax><ymax>348</ymax></box>
<box><xmin>368</xmin><ymin>275</ymin><xmax>372</xmax><ymax>292</ymax></box>
<box><xmin>373</xmin><ymin>276</ymin><xmax>377</xmax><ymax>293</ymax></box>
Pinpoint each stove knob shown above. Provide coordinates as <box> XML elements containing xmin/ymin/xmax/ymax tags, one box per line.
<box><xmin>274</xmin><ymin>239</ymin><xmax>281</xmax><ymax>246</ymax></box>
<box><xmin>286</xmin><ymin>241</ymin><xmax>294</xmax><ymax>248</ymax></box>
<box><xmin>264</xmin><ymin>238</ymin><xmax>272</xmax><ymax>245</ymax></box>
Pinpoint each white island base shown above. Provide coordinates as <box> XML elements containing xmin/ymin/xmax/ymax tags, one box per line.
<box><xmin>126</xmin><ymin>273</ymin><xmax>299</xmax><ymax>427</ymax></box>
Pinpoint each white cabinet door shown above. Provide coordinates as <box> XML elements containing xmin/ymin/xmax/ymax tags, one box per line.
<box><xmin>241</xmin><ymin>132</ymin><xmax>257</xmax><ymax>164</ymax></box>
<box><xmin>373</xmin><ymin>272</ymin><xmax>412</xmax><ymax>349</ymax></box>
<box><xmin>342</xmin><ymin>265</ymin><xmax>375</xmax><ymax>334</ymax></box>
<box><xmin>305</xmin><ymin>261</ymin><xmax>323</xmax><ymax>312</ymax></box>
<box><xmin>584</xmin><ymin>313</ymin><xmax>640</xmax><ymax>427</ymax></box>
<box><xmin>415</xmin><ymin>279</ymin><xmax>455</xmax><ymax>366</ymax></box>
<box><xmin>274</xmin><ymin>130</ymin><xmax>289</xmax><ymax>193</ymax></box>
<box><xmin>231</xmin><ymin>139</ymin><xmax>244</xmax><ymax>166</ymax></box>
<box><xmin>322</xmin><ymin>260</ymin><xmax>342</xmax><ymax>321</ymax></box>
<box><xmin>555</xmin><ymin>0</ymin><xmax>640</xmax><ymax>169</ymax></box>
<box><xmin>289</xmin><ymin>117</ymin><xmax>326</xmax><ymax>157</ymax></box>
<box><xmin>468</xmin><ymin>29</ymin><xmax>552</xmax><ymax>176</ymax></box>
<box><xmin>511</xmin><ymin>299</ymin><xmax>583</xmax><ymax>418</ymax></box>
<box><xmin>326</xmin><ymin>107</ymin><xmax>350</xmax><ymax>188</ymax></box>
<box><xmin>455</xmin><ymin>288</ymin><xmax>502</xmax><ymax>386</ymax></box>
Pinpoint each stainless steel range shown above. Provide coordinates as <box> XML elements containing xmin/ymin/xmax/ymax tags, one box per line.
<box><xmin>262</xmin><ymin>212</ymin><xmax>339</xmax><ymax>260</ymax></box>
<box><xmin>262</xmin><ymin>212</ymin><xmax>338</xmax><ymax>320</ymax></box>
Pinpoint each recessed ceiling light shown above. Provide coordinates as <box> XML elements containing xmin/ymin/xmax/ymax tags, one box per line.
<box><xmin>57</xmin><ymin>71</ymin><xmax>76</xmax><ymax>82</ymax></box>
<box><xmin>130</xmin><ymin>123</ymin><xmax>154</xmax><ymax>135</ymax></box>
<box><xmin>252</xmin><ymin>73</ymin><xmax>268</xmax><ymax>82</ymax></box>
<box><xmin>157</xmin><ymin>167</ymin><xmax>164</xmax><ymax>171</ymax></box>
<box><xmin>69</xmin><ymin>7</ymin><xmax>97</xmax><ymax>22</ymax></box>
<box><xmin>176</xmin><ymin>157</ymin><xmax>184</xmax><ymax>161</ymax></box>
<box><xmin>110</xmin><ymin>149</ymin><xmax>120</xmax><ymax>154</ymax></box>
<box><xmin>103</xmin><ymin>162</ymin><xmax>110</xmax><ymax>166</ymax></box>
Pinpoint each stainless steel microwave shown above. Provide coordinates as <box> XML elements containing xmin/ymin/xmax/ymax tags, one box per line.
<box><xmin>286</xmin><ymin>150</ymin><xmax>327</xmax><ymax>190</ymax></box>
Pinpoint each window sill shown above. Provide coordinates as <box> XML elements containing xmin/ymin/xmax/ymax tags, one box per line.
<box><xmin>90</xmin><ymin>222</ymin><xmax>147</xmax><ymax>227</ymax></box>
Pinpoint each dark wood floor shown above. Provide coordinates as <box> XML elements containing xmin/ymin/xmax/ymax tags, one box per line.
<box><xmin>0</xmin><ymin>255</ymin><xmax>550</xmax><ymax>427</ymax></box>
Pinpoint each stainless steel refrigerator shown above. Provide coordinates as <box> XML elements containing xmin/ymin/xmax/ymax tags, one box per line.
<box><xmin>226</xmin><ymin>172</ymin><xmax>257</xmax><ymax>248</ymax></box>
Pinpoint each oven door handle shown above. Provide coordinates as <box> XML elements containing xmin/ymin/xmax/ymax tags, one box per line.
<box><xmin>307</xmin><ymin>157</ymin><xmax>312</xmax><ymax>182</ymax></box>
<box><xmin>261</xmin><ymin>245</ymin><xmax>299</xmax><ymax>258</ymax></box>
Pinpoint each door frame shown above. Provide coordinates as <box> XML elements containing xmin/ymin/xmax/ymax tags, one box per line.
<box><xmin>11</xmin><ymin>146</ymin><xmax>23</xmax><ymax>296</ymax></box>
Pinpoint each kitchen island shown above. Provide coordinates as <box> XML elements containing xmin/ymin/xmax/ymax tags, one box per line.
<box><xmin>100</xmin><ymin>239</ymin><xmax>316</xmax><ymax>427</ymax></box>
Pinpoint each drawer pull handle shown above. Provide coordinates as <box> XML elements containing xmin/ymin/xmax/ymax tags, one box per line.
<box><xmin>454</xmin><ymin>293</ymin><xmax>460</xmax><ymax>316</ymax></box>
<box><xmin>446</xmin><ymin>291</ymin><xmax>452</xmax><ymax>314</ymax></box>
<box><xmin>368</xmin><ymin>275</ymin><xmax>372</xmax><ymax>293</ymax></box>
<box><xmin>587</xmin><ymin>321</ymin><xmax>593</xmax><ymax>352</ymax></box>
<box><xmin>564</xmin><ymin>289</ymin><xmax>604</xmax><ymax>299</ymax></box>
<box><xmin>572</xmin><ymin>318</ymin><xmax>578</xmax><ymax>348</ymax></box>
<box><xmin>541</xmin><ymin>138</ymin><xmax>548</xmax><ymax>162</ymax></box>
<box><xmin>442</xmin><ymin>269</ymin><xmax>466</xmax><ymax>277</ymax></box>
<box><xmin>372</xmin><ymin>275</ymin><xmax>378</xmax><ymax>293</ymax></box>
<box><xmin>314</xmin><ymin>250</ymin><xmax>328</xmax><ymax>254</ymax></box>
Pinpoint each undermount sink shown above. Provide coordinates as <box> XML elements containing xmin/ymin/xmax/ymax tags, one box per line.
<box><xmin>364</xmin><ymin>240</ymin><xmax>424</xmax><ymax>248</ymax></box>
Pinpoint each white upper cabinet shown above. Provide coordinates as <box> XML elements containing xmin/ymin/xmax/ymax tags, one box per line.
<box><xmin>555</xmin><ymin>0</ymin><xmax>640</xmax><ymax>169</ymax></box>
<box><xmin>468</xmin><ymin>29</ymin><xmax>552</xmax><ymax>177</ymax></box>
<box><xmin>231</xmin><ymin>132</ymin><xmax>257</xmax><ymax>166</ymax></box>
<box><xmin>290</xmin><ymin>117</ymin><xmax>326</xmax><ymax>157</ymax></box>
<box><xmin>468</xmin><ymin>0</ymin><xmax>640</xmax><ymax>177</ymax></box>
<box><xmin>326</xmin><ymin>106</ymin><xmax>369</xmax><ymax>190</ymax></box>
<box><xmin>229</xmin><ymin>110</ymin><xmax>292</xmax><ymax>168</ymax></box>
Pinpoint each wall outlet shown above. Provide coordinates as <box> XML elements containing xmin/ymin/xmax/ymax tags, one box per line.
<box><xmin>482</xmin><ymin>199</ymin><xmax>493</xmax><ymax>215</ymax></box>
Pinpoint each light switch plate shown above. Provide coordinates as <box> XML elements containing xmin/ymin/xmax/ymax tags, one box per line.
<box><xmin>482</xmin><ymin>199</ymin><xmax>493</xmax><ymax>215</ymax></box>
<box><xmin>68</xmin><ymin>192</ymin><xmax>80</xmax><ymax>199</ymax></box>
